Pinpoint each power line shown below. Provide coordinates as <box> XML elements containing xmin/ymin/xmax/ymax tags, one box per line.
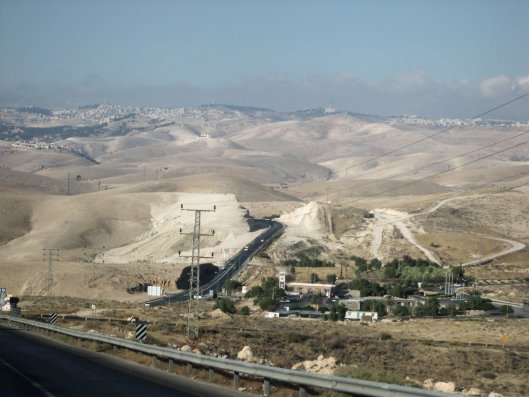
<box><xmin>333</xmin><ymin>137</ymin><xmax>529</xmax><ymax>205</ymax></box>
<box><xmin>270</xmin><ymin>92</ymin><xmax>529</xmax><ymax>223</ymax></box>
<box><xmin>366</xmin><ymin>181</ymin><xmax>529</xmax><ymax>231</ymax></box>
<box><xmin>278</xmin><ymin>137</ymin><xmax>529</xmax><ymax>222</ymax></box>
<box><xmin>326</xmin><ymin>129</ymin><xmax>529</xmax><ymax>199</ymax></box>
<box><xmin>332</xmin><ymin>90</ymin><xmax>529</xmax><ymax>177</ymax></box>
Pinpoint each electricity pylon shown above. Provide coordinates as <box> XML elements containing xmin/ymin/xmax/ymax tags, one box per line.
<box><xmin>179</xmin><ymin>204</ymin><xmax>215</xmax><ymax>339</ymax></box>
<box><xmin>84</xmin><ymin>247</ymin><xmax>105</xmax><ymax>287</ymax></box>
<box><xmin>43</xmin><ymin>248</ymin><xmax>59</xmax><ymax>296</ymax></box>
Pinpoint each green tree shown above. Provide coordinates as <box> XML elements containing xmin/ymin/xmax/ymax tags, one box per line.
<box><xmin>363</xmin><ymin>300</ymin><xmax>387</xmax><ymax>317</ymax></box>
<box><xmin>258</xmin><ymin>296</ymin><xmax>277</xmax><ymax>311</ymax></box>
<box><xmin>337</xmin><ymin>304</ymin><xmax>347</xmax><ymax>320</ymax></box>
<box><xmin>384</xmin><ymin>259</ymin><xmax>400</xmax><ymax>278</ymax></box>
<box><xmin>247</xmin><ymin>277</ymin><xmax>285</xmax><ymax>311</ymax></box>
<box><xmin>352</xmin><ymin>256</ymin><xmax>368</xmax><ymax>276</ymax></box>
<box><xmin>387</xmin><ymin>283</ymin><xmax>411</xmax><ymax>298</ymax></box>
<box><xmin>466</xmin><ymin>290</ymin><xmax>483</xmax><ymax>309</ymax></box>
<box><xmin>245</xmin><ymin>285</ymin><xmax>263</xmax><ymax>298</ymax></box>
<box><xmin>415</xmin><ymin>297</ymin><xmax>439</xmax><ymax>317</ymax></box>
<box><xmin>326</xmin><ymin>273</ymin><xmax>337</xmax><ymax>284</ymax></box>
<box><xmin>451</xmin><ymin>264</ymin><xmax>465</xmax><ymax>282</ymax></box>
<box><xmin>310</xmin><ymin>273</ymin><xmax>320</xmax><ymax>283</ymax></box>
<box><xmin>447</xmin><ymin>303</ymin><xmax>457</xmax><ymax>317</ymax></box>
<box><xmin>328</xmin><ymin>304</ymin><xmax>346</xmax><ymax>321</ymax></box>
<box><xmin>392</xmin><ymin>304</ymin><xmax>410</xmax><ymax>317</ymax></box>
<box><xmin>348</xmin><ymin>279</ymin><xmax>386</xmax><ymax>297</ymax></box>
<box><xmin>369</xmin><ymin>258</ymin><xmax>382</xmax><ymax>271</ymax></box>
<box><xmin>213</xmin><ymin>298</ymin><xmax>236</xmax><ymax>314</ymax></box>
<box><xmin>222</xmin><ymin>280</ymin><xmax>242</xmax><ymax>294</ymax></box>
<box><xmin>425</xmin><ymin>297</ymin><xmax>440</xmax><ymax>316</ymax></box>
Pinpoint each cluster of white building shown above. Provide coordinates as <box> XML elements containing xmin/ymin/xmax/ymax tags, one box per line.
<box><xmin>391</xmin><ymin>115</ymin><xmax>529</xmax><ymax>129</ymax></box>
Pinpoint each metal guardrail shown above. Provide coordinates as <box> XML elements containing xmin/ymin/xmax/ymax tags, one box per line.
<box><xmin>0</xmin><ymin>315</ymin><xmax>452</xmax><ymax>397</ymax></box>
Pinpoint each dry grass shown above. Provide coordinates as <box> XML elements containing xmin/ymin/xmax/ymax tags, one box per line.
<box><xmin>416</xmin><ymin>231</ymin><xmax>508</xmax><ymax>264</ymax></box>
<box><xmin>20</xmin><ymin>295</ymin><xmax>529</xmax><ymax>396</ymax></box>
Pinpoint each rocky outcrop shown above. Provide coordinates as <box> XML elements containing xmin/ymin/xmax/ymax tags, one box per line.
<box><xmin>433</xmin><ymin>381</ymin><xmax>456</xmax><ymax>393</ymax></box>
<box><xmin>211</xmin><ymin>308</ymin><xmax>230</xmax><ymax>318</ymax></box>
<box><xmin>292</xmin><ymin>355</ymin><xmax>337</xmax><ymax>375</ymax></box>
<box><xmin>237</xmin><ymin>346</ymin><xmax>255</xmax><ymax>362</ymax></box>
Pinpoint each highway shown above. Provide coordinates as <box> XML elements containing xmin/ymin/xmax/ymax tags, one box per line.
<box><xmin>145</xmin><ymin>219</ymin><xmax>283</xmax><ymax>307</ymax></box>
<box><xmin>0</xmin><ymin>324</ymin><xmax>246</xmax><ymax>397</ymax></box>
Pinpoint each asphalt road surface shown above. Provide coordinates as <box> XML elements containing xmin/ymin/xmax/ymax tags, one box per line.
<box><xmin>0</xmin><ymin>324</ymin><xmax>247</xmax><ymax>397</ymax></box>
<box><xmin>146</xmin><ymin>219</ymin><xmax>283</xmax><ymax>307</ymax></box>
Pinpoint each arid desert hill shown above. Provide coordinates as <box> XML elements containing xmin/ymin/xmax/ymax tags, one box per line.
<box><xmin>1</xmin><ymin>105</ymin><xmax>528</xmax><ymax>299</ymax></box>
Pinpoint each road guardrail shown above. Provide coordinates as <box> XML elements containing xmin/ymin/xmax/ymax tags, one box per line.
<box><xmin>0</xmin><ymin>315</ymin><xmax>452</xmax><ymax>397</ymax></box>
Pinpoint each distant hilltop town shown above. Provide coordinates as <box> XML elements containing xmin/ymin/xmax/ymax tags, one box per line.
<box><xmin>2</xmin><ymin>104</ymin><xmax>528</xmax><ymax>131</ymax></box>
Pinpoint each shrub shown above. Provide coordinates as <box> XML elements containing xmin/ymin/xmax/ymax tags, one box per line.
<box><xmin>222</xmin><ymin>280</ymin><xmax>242</xmax><ymax>293</ymax></box>
<box><xmin>335</xmin><ymin>366</ymin><xmax>410</xmax><ymax>386</ymax></box>
<box><xmin>392</xmin><ymin>304</ymin><xmax>410</xmax><ymax>317</ymax></box>
<box><xmin>500</xmin><ymin>305</ymin><xmax>514</xmax><ymax>314</ymax></box>
<box><xmin>213</xmin><ymin>298</ymin><xmax>236</xmax><ymax>314</ymax></box>
<box><xmin>240</xmin><ymin>306</ymin><xmax>250</xmax><ymax>316</ymax></box>
<box><xmin>482</xmin><ymin>371</ymin><xmax>497</xmax><ymax>379</ymax></box>
<box><xmin>282</xmin><ymin>331</ymin><xmax>305</xmax><ymax>343</ymax></box>
<box><xmin>328</xmin><ymin>335</ymin><xmax>346</xmax><ymax>349</ymax></box>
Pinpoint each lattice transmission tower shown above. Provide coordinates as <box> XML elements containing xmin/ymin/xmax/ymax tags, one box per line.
<box><xmin>179</xmin><ymin>204</ymin><xmax>215</xmax><ymax>339</ymax></box>
<box><xmin>43</xmin><ymin>248</ymin><xmax>59</xmax><ymax>296</ymax></box>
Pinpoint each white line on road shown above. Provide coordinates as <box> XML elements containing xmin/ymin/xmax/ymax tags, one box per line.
<box><xmin>0</xmin><ymin>358</ymin><xmax>57</xmax><ymax>397</ymax></box>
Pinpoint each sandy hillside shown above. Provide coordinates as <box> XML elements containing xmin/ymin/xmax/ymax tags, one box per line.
<box><xmin>2</xmin><ymin>106</ymin><xmax>528</xmax><ymax>301</ymax></box>
<box><xmin>101</xmin><ymin>192</ymin><xmax>261</xmax><ymax>264</ymax></box>
<box><xmin>0</xmin><ymin>190</ymin><xmax>273</xmax><ymax>298</ymax></box>
<box><xmin>113</xmin><ymin>174</ymin><xmax>301</xmax><ymax>202</ymax></box>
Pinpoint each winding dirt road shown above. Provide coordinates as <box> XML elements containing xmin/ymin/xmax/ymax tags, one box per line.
<box><xmin>371</xmin><ymin>195</ymin><xmax>526</xmax><ymax>266</ymax></box>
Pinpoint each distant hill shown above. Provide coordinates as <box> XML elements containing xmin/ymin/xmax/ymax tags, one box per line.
<box><xmin>0</xmin><ymin>167</ymin><xmax>91</xmax><ymax>195</ymax></box>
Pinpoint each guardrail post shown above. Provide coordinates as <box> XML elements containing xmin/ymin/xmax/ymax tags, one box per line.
<box><xmin>168</xmin><ymin>359</ymin><xmax>174</xmax><ymax>371</ymax></box>
<box><xmin>263</xmin><ymin>379</ymin><xmax>270</xmax><ymax>396</ymax></box>
<box><xmin>151</xmin><ymin>355</ymin><xmax>157</xmax><ymax>368</ymax></box>
<box><xmin>187</xmin><ymin>363</ymin><xmax>193</xmax><ymax>375</ymax></box>
<box><xmin>233</xmin><ymin>372</ymin><xmax>240</xmax><ymax>388</ymax></box>
<box><xmin>299</xmin><ymin>385</ymin><xmax>307</xmax><ymax>397</ymax></box>
<box><xmin>209</xmin><ymin>368</ymin><xmax>215</xmax><ymax>382</ymax></box>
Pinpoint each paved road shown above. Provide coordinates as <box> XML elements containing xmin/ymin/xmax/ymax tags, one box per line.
<box><xmin>0</xmin><ymin>325</ymin><xmax>246</xmax><ymax>397</ymax></box>
<box><xmin>145</xmin><ymin>219</ymin><xmax>283</xmax><ymax>307</ymax></box>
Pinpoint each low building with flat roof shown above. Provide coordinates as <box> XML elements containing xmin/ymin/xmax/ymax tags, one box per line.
<box><xmin>287</xmin><ymin>282</ymin><xmax>335</xmax><ymax>297</ymax></box>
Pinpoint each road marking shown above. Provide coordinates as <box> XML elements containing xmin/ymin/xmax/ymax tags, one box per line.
<box><xmin>0</xmin><ymin>358</ymin><xmax>56</xmax><ymax>397</ymax></box>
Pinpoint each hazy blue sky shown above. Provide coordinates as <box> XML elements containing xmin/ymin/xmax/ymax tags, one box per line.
<box><xmin>1</xmin><ymin>1</ymin><xmax>528</xmax><ymax>119</ymax></box>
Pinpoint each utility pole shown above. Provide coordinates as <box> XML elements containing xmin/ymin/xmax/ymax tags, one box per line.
<box><xmin>179</xmin><ymin>204</ymin><xmax>215</xmax><ymax>339</ymax></box>
<box><xmin>67</xmin><ymin>172</ymin><xmax>70</xmax><ymax>196</ymax></box>
<box><xmin>84</xmin><ymin>247</ymin><xmax>105</xmax><ymax>287</ymax></box>
<box><xmin>43</xmin><ymin>249</ymin><xmax>59</xmax><ymax>296</ymax></box>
